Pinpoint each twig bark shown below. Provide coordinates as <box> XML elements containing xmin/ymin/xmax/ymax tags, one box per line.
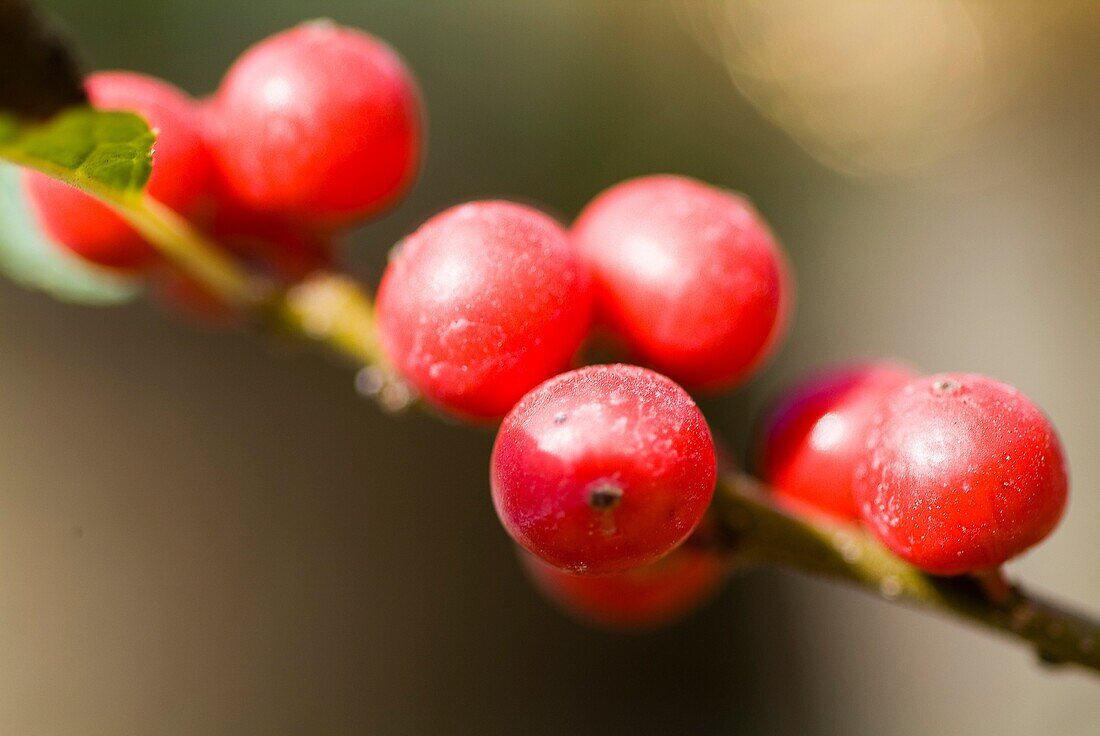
<box><xmin>32</xmin><ymin>165</ymin><xmax>1100</xmax><ymax>678</ymax></box>
<box><xmin>714</xmin><ymin>474</ymin><xmax>1100</xmax><ymax>674</ymax></box>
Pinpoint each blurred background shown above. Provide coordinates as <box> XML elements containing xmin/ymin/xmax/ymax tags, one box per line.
<box><xmin>1</xmin><ymin>0</ymin><xmax>1098</xmax><ymax>733</ymax></box>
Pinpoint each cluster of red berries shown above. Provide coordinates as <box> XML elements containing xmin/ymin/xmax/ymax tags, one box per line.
<box><xmin>373</xmin><ymin>182</ymin><xmax>1068</xmax><ymax>625</ymax></box>
<box><xmin>22</xmin><ymin>20</ymin><xmax>422</xmax><ymax>315</ymax></box>
<box><xmin>759</xmin><ymin>366</ymin><xmax>1068</xmax><ymax>575</ymax></box>
<box><xmin>374</xmin><ymin>180</ymin><xmax>790</xmax><ymax>627</ymax></box>
<box><xmin>26</xmin><ymin>21</ymin><xmax>1069</xmax><ymax>630</ymax></box>
<box><xmin>379</xmin><ymin>190</ymin><xmax>1067</xmax><ymax>627</ymax></box>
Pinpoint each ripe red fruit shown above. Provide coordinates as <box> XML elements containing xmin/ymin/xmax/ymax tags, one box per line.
<box><xmin>519</xmin><ymin>545</ymin><xmax>730</xmax><ymax>630</ymax></box>
<box><xmin>208</xmin><ymin>21</ymin><xmax>422</xmax><ymax>227</ymax></box>
<box><xmin>153</xmin><ymin>200</ymin><xmax>334</xmax><ymax>325</ymax></box>
<box><xmin>491</xmin><ymin>364</ymin><xmax>717</xmax><ymax>574</ymax></box>
<box><xmin>204</xmin><ymin>196</ymin><xmax>334</xmax><ymax>283</ymax></box>
<box><xmin>854</xmin><ymin>373</ymin><xmax>1069</xmax><ymax>575</ymax></box>
<box><xmin>376</xmin><ymin>201</ymin><xmax>592</xmax><ymax>420</ymax></box>
<box><xmin>571</xmin><ymin>175</ymin><xmax>792</xmax><ymax>390</ymax></box>
<box><xmin>23</xmin><ymin>71</ymin><xmax>212</xmax><ymax>270</ymax></box>
<box><xmin>758</xmin><ymin>361</ymin><xmax>917</xmax><ymax>521</ymax></box>
<box><xmin>154</xmin><ymin>239</ymin><xmax>332</xmax><ymax>329</ymax></box>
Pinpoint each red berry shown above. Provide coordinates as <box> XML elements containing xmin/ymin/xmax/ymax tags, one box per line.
<box><xmin>854</xmin><ymin>373</ymin><xmax>1069</xmax><ymax>575</ymax></box>
<box><xmin>758</xmin><ymin>361</ymin><xmax>916</xmax><ymax>521</ymax></box>
<box><xmin>572</xmin><ymin>175</ymin><xmax>792</xmax><ymax>390</ymax></box>
<box><xmin>518</xmin><ymin>545</ymin><xmax>730</xmax><ymax>630</ymax></box>
<box><xmin>209</xmin><ymin>21</ymin><xmax>422</xmax><ymax>226</ymax></box>
<box><xmin>23</xmin><ymin>71</ymin><xmax>213</xmax><ymax>270</ymax></box>
<box><xmin>376</xmin><ymin>201</ymin><xmax>592</xmax><ymax>420</ymax></box>
<box><xmin>153</xmin><ymin>203</ymin><xmax>334</xmax><ymax>325</ymax></box>
<box><xmin>205</xmin><ymin>197</ymin><xmax>334</xmax><ymax>283</ymax></box>
<box><xmin>491</xmin><ymin>364</ymin><xmax>717</xmax><ymax>574</ymax></box>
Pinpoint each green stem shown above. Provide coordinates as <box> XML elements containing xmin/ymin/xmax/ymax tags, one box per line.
<box><xmin>24</xmin><ymin>172</ymin><xmax>1100</xmax><ymax>678</ymax></box>
<box><xmin>125</xmin><ymin>196</ymin><xmax>264</xmax><ymax>306</ymax></box>
<box><xmin>270</xmin><ymin>274</ymin><xmax>412</xmax><ymax>410</ymax></box>
<box><xmin>714</xmin><ymin>473</ymin><xmax>1100</xmax><ymax>674</ymax></box>
<box><xmin>118</xmin><ymin>190</ymin><xmax>409</xmax><ymax>404</ymax></box>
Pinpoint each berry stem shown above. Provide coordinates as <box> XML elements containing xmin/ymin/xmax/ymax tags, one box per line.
<box><xmin>125</xmin><ymin>196</ymin><xmax>263</xmax><ymax>305</ymax></box>
<box><xmin>713</xmin><ymin>472</ymin><xmax>1100</xmax><ymax>675</ymax></box>
<box><xmin>274</xmin><ymin>273</ymin><xmax>393</xmax><ymax>374</ymax></box>
<box><xmin>17</xmin><ymin>161</ymin><xmax>1100</xmax><ymax>677</ymax></box>
<box><xmin>110</xmin><ymin>185</ymin><xmax>403</xmax><ymax>389</ymax></box>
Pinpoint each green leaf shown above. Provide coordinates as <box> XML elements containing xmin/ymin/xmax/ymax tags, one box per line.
<box><xmin>0</xmin><ymin>106</ymin><xmax>252</xmax><ymax>307</ymax></box>
<box><xmin>0</xmin><ymin>161</ymin><xmax>139</xmax><ymax>304</ymax></box>
<box><xmin>0</xmin><ymin>106</ymin><xmax>154</xmax><ymax>203</ymax></box>
<box><xmin>0</xmin><ymin>106</ymin><xmax>155</xmax><ymax>305</ymax></box>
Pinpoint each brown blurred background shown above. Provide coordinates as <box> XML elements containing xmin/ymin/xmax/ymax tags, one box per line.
<box><xmin>1</xmin><ymin>1</ymin><xmax>1098</xmax><ymax>733</ymax></box>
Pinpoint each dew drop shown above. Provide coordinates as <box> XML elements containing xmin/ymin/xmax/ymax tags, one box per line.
<box><xmin>355</xmin><ymin>366</ymin><xmax>385</xmax><ymax>397</ymax></box>
<box><xmin>834</xmin><ymin>533</ymin><xmax>862</xmax><ymax>563</ymax></box>
<box><xmin>356</xmin><ymin>367</ymin><xmax>414</xmax><ymax>414</ymax></box>
<box><xmin>879</xmin><ymin>576</ymin><xmax>902</xmax><ymax>599</ymax></box>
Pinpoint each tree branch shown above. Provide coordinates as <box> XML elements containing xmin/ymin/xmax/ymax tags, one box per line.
<box><xmin>713</xmin><ymin>473</ymin><xmax>1100</xmax><ymax>674</ymax></box>
<box><xmin>23</xmin><ymin>162</ymin><xmax>1100</xmax><ymax>678</ymax></box>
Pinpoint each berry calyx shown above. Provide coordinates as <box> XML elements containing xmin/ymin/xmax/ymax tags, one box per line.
<box><xmin>22</xmin><ymin>71</ymin><xmax>213</xmax><ymax>270</ymax></box>
<box><xmin>376</xmin><ymin>201</ymin><xmax>592</xmax><ymax>420</ymax></box>
<box><xmin>854</xmin><ymin>373</ymin><xmax>1069</xmax><ymax>575</ymax></box>
<box><xmin>491</xmin><ymin>364</ymin><xmax>717</xmax><ymax>574</ymax></box>
<box><xmin>518</xmin><ymin>544</ymin><xmax>730</xmax><ymax>630</ymax></box>
<box><xmin>758</xmin><ymin>361</ymin><xmax>917</xmax><ymax>521</ymax></box>
<box><xmin>208</xmin><ymin>21</ymin><xmax>423</xmax><ymax>227</ymax></box>
<box><xmin>572</xmin><ymin>175</ymin><xmax>793</xmax><ymax>390</ymax></box>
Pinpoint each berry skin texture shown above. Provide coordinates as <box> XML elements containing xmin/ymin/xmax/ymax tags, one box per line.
<box><xmin>209</xmin><ymin>21</ymin><xmax>422</xmax><ymax>226</ymax></box>
<box><xmin>854</xmin><ymin>373</ymin><xmax>1069</xmax><ymax>576</ymax></box>
<box><xmin>23</xmin><ymin>71</ymin><xmax>212</xmax><ymax>270</ymax></box>
<box><xmin>519</xmin><ymin>545</ymin><xmax>730</xmax><ymax>630</ymax></box>
<box><xmin>758</xmin><ymin>361</ymin><xmax>917</xmax><ymax>521</ymax></box>
<box><xmin>376</xmin><ymin>201</ymin><xmax>592</xmax><ymax>420</ymax></box>
<box><xmin>491</xmin><ymin>364</ymin><xmax>717</xmax><ymax>574</ymax></box>
<box><xmin>571</xmin><ymin>175</ymin><xmax>793</xmax><ymax>390</ymax></box>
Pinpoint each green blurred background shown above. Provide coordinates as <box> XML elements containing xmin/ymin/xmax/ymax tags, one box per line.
<box><xmin>1</xmin><ymin>1</ymin><xmax>1098</xmax><ymax>733</ymax></box>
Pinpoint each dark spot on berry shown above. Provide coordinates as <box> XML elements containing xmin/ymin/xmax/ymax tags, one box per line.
<box><xmin>932</xmin><ymin>379</ymin><xmax>961</xmax><ymax>395</ymax></box>
<box><xmin>553</xmin><ymin>412</ymin><xmax>567</xmax><ymax>424</ymax></box>
<box><xmin>587</xmin><ymin>483</ymin><xmax>623</xmax><ymax>510</ymax></box>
